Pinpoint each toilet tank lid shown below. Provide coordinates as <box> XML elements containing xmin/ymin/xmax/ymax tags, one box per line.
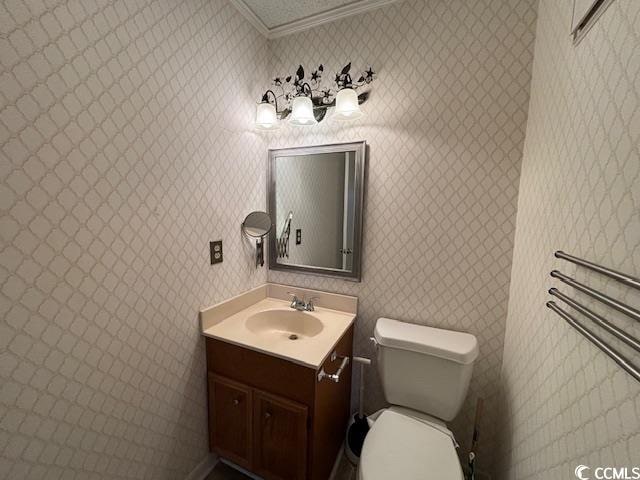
<box><xmin>374</xmin><ymin>318</ymin><xmax>479</xmax><ymax>365</ymax></box>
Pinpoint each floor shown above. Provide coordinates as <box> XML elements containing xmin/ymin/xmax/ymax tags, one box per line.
<box><xmin>207</xmin><ymin>454</ymin><xmax>356</xmax><ymax>480</ymax></box>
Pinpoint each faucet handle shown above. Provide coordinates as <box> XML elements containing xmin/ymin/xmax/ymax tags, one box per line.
<box><xmin>287</xmin><ymin>291</ymin><xmax>300</xmax><ymax>308</ymax></box>
<box><xmin>305</xmin><ymin>296</ymin><xmax>320</xmax><ymax>311</ymax></box>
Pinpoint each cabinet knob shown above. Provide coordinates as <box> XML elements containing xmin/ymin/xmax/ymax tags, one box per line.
<box><xmin>264</xmin><ymin>411</ymin><xmax>271</xmax><ymax>420</ymax></box>
<box><xmin>233</xmin><ymin>398</ymin><xmax>240</xmax><ymax>406</ymax></box>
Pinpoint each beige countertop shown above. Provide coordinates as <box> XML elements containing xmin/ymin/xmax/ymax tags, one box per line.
<box><xmin>200</xmin><ymin>284</ymin><xmax>357</xmax><ymax>369</ymax></box>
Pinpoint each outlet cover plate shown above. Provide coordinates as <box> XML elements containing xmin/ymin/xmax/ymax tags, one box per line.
<box><xmin>210</xmin><ymin>240</ymin><xmax>223</xmax><ymax>264</ymax></box>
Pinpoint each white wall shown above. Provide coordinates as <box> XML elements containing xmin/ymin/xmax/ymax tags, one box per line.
<box><xmin>265</xmin><ymin>0</ymin><xmax>538</xmax><ymax>474</ymax></box>
<box><xmin>0</xmin><ymin>0</ymin><xmax>268</xmax><ymax>478</ymax></box>
<box><xmin>497</xmin><ymin>0</ymin><xmax>640</xmax><ymax>478</ymax></box>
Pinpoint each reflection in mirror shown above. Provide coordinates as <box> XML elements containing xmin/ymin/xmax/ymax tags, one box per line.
<box><xmin>242</xmin><ymin>211</ymin><xmax>272</xmax><ymax>267</ymax></box>
<box><xmin>276</xmin><ymin>211</ymin><xmax>293</xmax><ymax>258</ymax></box>
<box><xmin>276</xmin><ymin>153</ymin><xmax>356</xmax><ymax>269</ymax></box>
<box><xmin>268</xmin><ymin>142</ymin><xmax>365</xmax><ymax>281</ymax></box>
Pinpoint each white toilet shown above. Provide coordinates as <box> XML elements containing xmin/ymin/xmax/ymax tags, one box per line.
<box><xmin>358</xmin><ymin>317</ymin><xmax>479</xmax><ymax>480</ymax></box>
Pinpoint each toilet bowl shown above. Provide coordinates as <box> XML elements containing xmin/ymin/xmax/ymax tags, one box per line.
<box><xmin>358</xmin><ymin>408</ymin><xmax>464</xmax><ymax>480</ymax></box>
<box><xmin>358</xmin><ymin>318</ymin><xmax>479</xmax><ymax>480</ymax></box>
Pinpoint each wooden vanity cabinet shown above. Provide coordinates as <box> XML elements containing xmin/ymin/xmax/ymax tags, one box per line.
<box><xmin>208</xmin><ymin>374</ymin><xmax>252</xmax><ymax>469</ymax></box>
<box><xmin>205</xmin><ymin>325</ymin><xmax>353</xmax><ymax>480</ymax></box>
<box><xmin>253</xmin><ymin>390</ymin><xmax>308</xmax><ymax>480</ymax></box>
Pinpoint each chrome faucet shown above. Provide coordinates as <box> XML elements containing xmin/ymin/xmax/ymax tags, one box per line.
<box><xmin>288</xmin><ymin>293</ymin><xmax>318</xmax><ymax>312</ymax></box>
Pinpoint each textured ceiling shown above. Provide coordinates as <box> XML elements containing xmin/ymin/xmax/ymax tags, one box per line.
<box><xmin>241</xmin><ymin>0</ymin><xmax>362</xmax><ymax>28</ymax></box>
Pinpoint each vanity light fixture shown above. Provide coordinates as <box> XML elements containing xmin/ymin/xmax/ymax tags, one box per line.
<box><xmin>333</xmin><ymin>88</ymin><xmax>363</xmax><ymax>120</ymax></box>
<box><xmin>255</xmin><ymin>90</ymin><xmax>280</xmax><ymax>130</ymax></box>
<box><xmin>289</xmin><ymin>83</ymin><xmax>317</xmax><ymax>126</ymax></box>
<box><xmin>255</xmin><ymin>63</ymin><xmax>375</xmax><ymax>128</ymax></box>
<box><xmin>333</xmin><ymin>65</ymin><xmax>366</xmax><ymax>122</ymax></box>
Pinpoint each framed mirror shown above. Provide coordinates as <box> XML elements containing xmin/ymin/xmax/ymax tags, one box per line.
<box><xmin>268</xmin><ymin>141</ymin><xmax>366</xmax><ymax>281</ymax></box>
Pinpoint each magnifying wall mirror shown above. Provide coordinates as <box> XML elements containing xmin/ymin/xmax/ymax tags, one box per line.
<box><xmin>242</xmin><ymin>211</ymin><xmax>272</xmax><ymax>267</ymax></box>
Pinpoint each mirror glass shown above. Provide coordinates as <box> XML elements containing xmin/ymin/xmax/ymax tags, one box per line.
<box><xmin>268</xmin><ymin>142</ymin><xmax>366</xmax><ymax>281</ymax></box>
<box><xmin>242</xmin><ymin>211</ymin><xmax>272</xmax><ymax>268</ymax></box>
<box><xmin>242</xmin><ymin>211</ymin><xmax>272</xmax><ymax>237</ymax></box>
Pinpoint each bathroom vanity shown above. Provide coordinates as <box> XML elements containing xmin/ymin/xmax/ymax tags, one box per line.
<box><xmin>200</xmin><ymin>284</ymin><xmax>357</xmax><ymax>480</ymax></box>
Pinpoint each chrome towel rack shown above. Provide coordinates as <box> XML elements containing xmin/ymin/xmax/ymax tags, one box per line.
<box><xmin>555</xmin><ymin>250</ymin><xmax>640</xmax><ymax>290</ymax></box>
<box><xmin>547</xmin><ymin>251</ymin><xmax>640</xmax><ymax>382</ymax></box>
<box><xmin>550</xmin><ymin>270</ymin><xmax>640</xmax><ymax>322</ymax></box>
<box><xmin>546</xmin><ymin>301</ymin><xmax>640</xmax><ymax>382</ymax></box>
<box><xmin>549</xmin><ymin>288</ymin><xmax>640</xmax><ymax>352</ymax></box>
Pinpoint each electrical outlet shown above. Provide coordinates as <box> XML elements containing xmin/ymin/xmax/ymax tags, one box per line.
<box><xmin>296</xmin><ymin>229</ymin><xmax>302</xmax><ymax>245</ymax></box>
<box><xmin>210</xmin><ymin>240</ymin><xmax>223</xmax><ymax>264</ymax></box>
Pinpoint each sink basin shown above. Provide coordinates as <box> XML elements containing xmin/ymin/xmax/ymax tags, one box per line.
<box><xmin>246</xmin><ymin>309</ymin><xmax>324</xmax><ymax>339</ymax></box>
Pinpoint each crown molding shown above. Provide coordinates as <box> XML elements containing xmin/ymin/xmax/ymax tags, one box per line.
<box><xmin>227</xmin><ymin>0</ymin><xmax>269</xmax><ymax>37</ymax></box>
<box><xmin>230</xmin><ymin>0</ymin><xmax>403</xmax><ymax>39</ymax></box>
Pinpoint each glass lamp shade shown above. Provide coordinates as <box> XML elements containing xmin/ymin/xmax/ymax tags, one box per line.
<box><xmin>255</xmin><ymin>102</ymin><xmax>279</xmax><ymax>130</ymax></box>
<box><xmin>333</xmin><ymin>88</ymin><xmax>363</xmax><ymax>121</ymax></box>
<box><xmin>289</xmin><ymin>96</ymin><xmax>317</xmax><ymax>126</ymax></box>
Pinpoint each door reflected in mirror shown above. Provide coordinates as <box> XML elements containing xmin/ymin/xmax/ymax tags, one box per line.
<box><xmin>268</xmin><ymin>142</ymin><xmax>366</xmax><ymax>281</ymax></box>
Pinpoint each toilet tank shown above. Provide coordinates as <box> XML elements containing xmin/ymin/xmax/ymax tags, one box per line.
<box><xmin>374</xmin><ymin>318</ymin><xmax>479</xmax><ymax>422</ymax></box>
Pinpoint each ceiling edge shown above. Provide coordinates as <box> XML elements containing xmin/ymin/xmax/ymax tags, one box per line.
<box><xmin>230</xmin><ymin>0</ymin><xmax>404</xmax><ymax>39</ymax></box>
<box><xmin>228</xmin><ymin>0</ymin><xmax>270</xmax><ymax>37</ymax></box>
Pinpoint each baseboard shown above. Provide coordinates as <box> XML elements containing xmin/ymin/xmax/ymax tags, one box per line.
<box><xmin>219</xmin><ymin>446</ymin><xmax>346</xmax><ymax>480</ymax></box>
<box><xmin>220</xmin><ymin>459</ymin><xmax>263</xmax><ymax>479</ymax></box>
<box><xmin>185</xmin><ymin>453</ymin><xmax>218</xmax><ymax>480</ymax></box>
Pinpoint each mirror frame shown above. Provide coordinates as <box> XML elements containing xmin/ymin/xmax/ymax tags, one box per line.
<box><xmin>268</xmin><ymin>141</ymin><xmax>367</xmax><ymax>282</ymax></box>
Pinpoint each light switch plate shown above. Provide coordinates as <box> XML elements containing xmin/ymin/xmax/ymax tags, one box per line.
<box><xmin>210</xmin><ymin>240</ymin><xmax>223</xmax><ymax>264</ymax></box>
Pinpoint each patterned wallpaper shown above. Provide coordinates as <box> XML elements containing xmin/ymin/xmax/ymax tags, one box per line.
<box><xmin>496</xmin><ymin>0</ymin><xmax>640</xmax><ymax>479</ymax></box>
<box><xmin>265</xmin><ymin>0</ymin><xmax>537</xmax><ymax>474</ymax></box>
<box><xmin>0</xmin><ymin>0</ymin><xmax>268</xmax><ymax>478</ymax></box>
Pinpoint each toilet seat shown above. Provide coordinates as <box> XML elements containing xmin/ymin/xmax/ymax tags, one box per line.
<box><xmin>358</xmin><ymin>409</ymin><xmax>464</xmax><ymax>480</ymax></box>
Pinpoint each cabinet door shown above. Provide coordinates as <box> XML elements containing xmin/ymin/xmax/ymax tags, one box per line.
<box><xmin>253</xmin><ymin>390</ymin><xmax>308</xmax><ymax>480</ymax></box>
<box><xmin>208</xmin><ymin>374</ymin><xmax>252</xmax><ymax>468</ymax></box>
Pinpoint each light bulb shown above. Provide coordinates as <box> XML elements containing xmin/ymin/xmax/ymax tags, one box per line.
<box><xmin>255</xmin><ymin>102</ymin><xmax>279</xmax><ymax>130</ymax></box>
<box><xmin>333</xmin><ymin>88</ymin><xmax>363</xmax><ymax>121</ymax></box>
<box><xmin>289</xmin><ymin>96</ymin><xmax>317</xmax><ymax>126</ymax></box>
